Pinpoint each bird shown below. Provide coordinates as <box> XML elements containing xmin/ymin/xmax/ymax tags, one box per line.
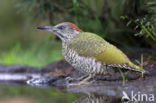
<box><xmin>37</xmin><ymin>22</ymin><xmax>146</xmax><ymax>85</ymax></box>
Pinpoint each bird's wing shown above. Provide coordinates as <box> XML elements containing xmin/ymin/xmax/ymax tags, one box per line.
<box><xmin>68</xmin><ymin>32</ymin><xmax>130</xmax><ymax>65</ymax></box>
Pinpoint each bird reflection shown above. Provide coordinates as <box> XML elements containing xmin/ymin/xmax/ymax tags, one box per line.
<box><xmin>73</xmin><ymin>93</ymin><xmax>120</xmax><ymax>103</ymax></box>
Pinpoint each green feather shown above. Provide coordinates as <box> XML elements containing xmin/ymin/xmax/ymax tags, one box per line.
<box><xmin>68</xmin><ymin>32</ymin><xmax>146</xmax><ymax>73</ymax></box>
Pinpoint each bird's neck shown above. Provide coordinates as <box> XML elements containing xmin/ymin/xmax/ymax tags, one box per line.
<box><xmin>62</xmin><ymin>41</ymin><xmax>69</xmax><ymax>48</ymax></box>
<box><xmin>61</xmin><ymin>31</ymin><xmax>82</xmax><ymax>44</ymax></box>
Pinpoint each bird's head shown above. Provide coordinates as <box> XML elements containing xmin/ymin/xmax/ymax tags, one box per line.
<box><xmin>37</xmin><ymin>22</ymin><xmax>83</xmax><ymax>42</ymax></box>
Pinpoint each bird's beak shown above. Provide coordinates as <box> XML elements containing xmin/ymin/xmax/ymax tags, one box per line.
<box><xmin>37</xmin><ymin>25</ymin><xmax>64</xmax><ymax>39</ymax></box>
<box><xmin>37</xmin><ymin>26</ymin><xmax>56</xmax><ymax>31</ymax></box>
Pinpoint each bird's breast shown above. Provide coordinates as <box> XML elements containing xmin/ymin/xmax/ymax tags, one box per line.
<box><xmin>62</xmin><ymin>44</ymin><xmax>78</xmax><ymax>66</ymax></box>
<box><xmin>61</xmin><ymin>43</ymin><xmax>109</xmax><ymax>74</ymax></box>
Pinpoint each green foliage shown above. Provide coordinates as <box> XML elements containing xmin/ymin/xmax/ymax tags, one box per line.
<box><xmin>0</xmin><ymin>40</ymin><xmax>63</xmax><ymax>67</ymax></box>
<box><xmin>15</xmin><ymin>0</ymin><xmax>156</xmax><ymax>48</ymax></box>
<box><xmin>0</xmin><ymin>0</ymin><xmax>155</xmax><ymax>66</ymax></box>
<box><xmin>121</xmin><ymin>16</ymin><xmax>156</xmax><ymax>41</ymax></box>
<box><xmin>120</xmin><ymin>0</ymin><xmax>156</xmax><ymax>42</ymax></box>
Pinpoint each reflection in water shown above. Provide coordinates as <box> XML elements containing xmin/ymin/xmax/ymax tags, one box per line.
<box><xmin>0</xmin><ymin>72</ymin><xmax>155</xmax><ymax>103</ymax></box>
<box><xmin>67</xmin><ymin>80</ymin><xmax>156</xmax><ymax>103</ymax></box>
<box><xmin>0</xmin><ymin>85</ymin><xmax>83</xmax><ymax>103</ymax></box>
<box><xmin>73</xmin><ymin>93</ymin><xmax>120</xmax><ymax>103</ymax></box>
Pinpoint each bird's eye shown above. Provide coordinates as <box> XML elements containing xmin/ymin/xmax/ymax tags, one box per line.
<box><xmin>58</xmin><ymin>26</ymin><xmax>65</xmax><ymax>30</ymax></box>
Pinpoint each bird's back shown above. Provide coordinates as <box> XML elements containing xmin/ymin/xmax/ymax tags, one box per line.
<box><xmin>68</xmin><ymin>32</ymin><xmax>130</xmax><ymax>64</ymax></box>
<box><xmin>67</xmin><ymin>32</ymin><xmax>145</xmax><ymax>73</ymax></box>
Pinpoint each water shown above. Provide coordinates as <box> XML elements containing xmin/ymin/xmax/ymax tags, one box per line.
<box><xmin>0</xmin><ymin>85</ymin><xmax>84</xmax><ymax>103</ymax></box>
<box><xmin>0</xmin><ymin>73</ymin><xmax>120</xmax><ymax>103</ymax></box>
<box><xmin>0</xmin><ymin>73</ymin><xmax>82</xmax><ymax>103</ymax></box>
<box><xmin>0</xmin><ymin>71</ymin><xmax>155</xmax><ymax>103</ymax></box>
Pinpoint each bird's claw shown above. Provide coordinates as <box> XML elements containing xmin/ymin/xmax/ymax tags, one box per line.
<box><xmin>67</xmin><ymin>79</ymin><xmax>95</xmax><ymax>86</ymax></box>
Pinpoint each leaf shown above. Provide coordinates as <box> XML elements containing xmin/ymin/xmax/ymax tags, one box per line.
<box><xmin>126</xmin><ymin>20</ymin><xmax>132</xmax><ymax>27</ymax></box>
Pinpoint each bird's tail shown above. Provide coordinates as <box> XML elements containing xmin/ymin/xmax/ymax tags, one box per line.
<box><xmin>128</xmin><ymin>62</ymin><xmax>147</xmax><ymax>74</ymax></box>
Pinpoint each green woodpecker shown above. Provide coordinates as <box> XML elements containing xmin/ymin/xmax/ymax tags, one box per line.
<box><xmin>37</xmin><ymin>22</ymin><xmax>146</xmax><ymax>85</ymax></box>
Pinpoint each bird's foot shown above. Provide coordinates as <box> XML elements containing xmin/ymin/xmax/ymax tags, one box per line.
<box><xmin>67</xmin><ymin>79</ymin><xmax>95</xmax><ymax>86</ymax></box>
<box><xmin>65</xmin><ymin>74</ymin><xmax>91</xmax><ymax>83</ymax></box>
<box><xmin>66</xmin><ymin>74</ymin><xmax>94</xmax><ymax>86</ymax></box>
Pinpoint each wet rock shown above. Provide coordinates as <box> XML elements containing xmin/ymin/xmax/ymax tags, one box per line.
<box><xmin>0</xmin><ymin>59</ymin><xmax>156</xmax><ymax>87</ymax></box>
<box><xmin>0</xmin><ymin>65</ymin><xmax>40</xmax><ymax>73</ymax></box>
<box><xmin>42</xmin><ymin>60</ymin><xmax>83</xmax><ymax>78</ymax></box>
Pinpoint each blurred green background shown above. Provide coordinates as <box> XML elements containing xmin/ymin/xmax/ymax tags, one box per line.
<box><xmin>0</xmin><ymin>0</ymin><xmax>63</xmax><ymax>67</ymax></box>
<box><xmin>0</xmin><ymin>0</ymin><xmax>155</xmax><ymax>67</ymax></box>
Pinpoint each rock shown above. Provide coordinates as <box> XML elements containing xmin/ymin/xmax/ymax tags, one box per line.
<box><xmin>0</xmin><ymin>65</ymin><xmax>40</xmax><ymax>73</ymax></box>
<box><xmin>0</xmin><ymin>53</ymin><xmax>155</xmax><ymax>102</ymax></box>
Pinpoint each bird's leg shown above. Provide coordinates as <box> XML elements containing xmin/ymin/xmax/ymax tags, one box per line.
<box><xmin>66</xmin><ymin>74</ymin><xmax>89</xmax><ymax>83</ymax></box>
<box><xmin>66</xmin><ymin>74</ymin><xmax>89</xmax><ymax>82</ymax></box>
<box><xmin>77</xmin><ymin>74</ymin><xmax>91</xmax><ymax>81</ymax></box>
<box><xmin>67</xmin><ymin>74</ymin><xmax>95</xmax><ymax>86</ymax></box>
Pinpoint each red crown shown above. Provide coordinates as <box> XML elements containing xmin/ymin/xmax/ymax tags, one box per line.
<box><xmin>61</xmin><ymin>22</ymin><xmax>83</xmax><ymax>32</ymax></box>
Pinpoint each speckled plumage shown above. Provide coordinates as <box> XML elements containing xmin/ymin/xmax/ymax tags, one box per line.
<box><xmin>62</xmin><ymin>32</ymin><xmax>145</xmax><ymax>76</ymax></box>
<box><xmin>62</xmin><ymin>43</ymin><xmax>111</xmax><ymax>75</ymax></box>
